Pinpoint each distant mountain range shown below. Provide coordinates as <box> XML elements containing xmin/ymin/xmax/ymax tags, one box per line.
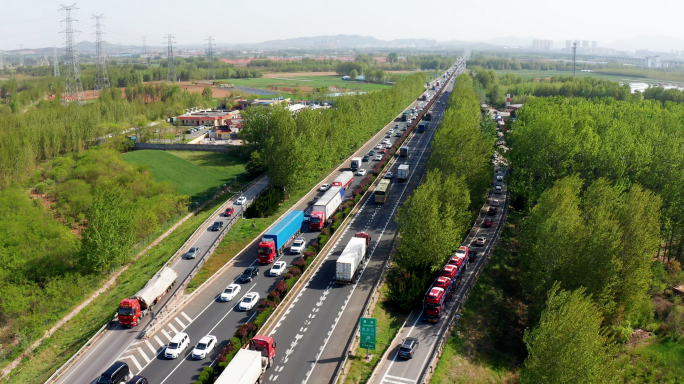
<box><xmin>228</xmin><ymin>34</ymin><xmax>438</xmax><ymax>49</ymax></box>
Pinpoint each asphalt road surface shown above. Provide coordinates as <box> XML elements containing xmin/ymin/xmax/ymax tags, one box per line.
<box><xmin>52</xmin><ymin>176</ymin><xmax>269</xmax><ymax>384</ymax></box>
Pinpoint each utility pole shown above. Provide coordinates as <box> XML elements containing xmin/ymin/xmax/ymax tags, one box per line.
<box><xmin>205</xmin><ymin>36</ymin><xmax>216</xmax><ymax>81</ymax></box>
<box><xmin>572</xmin><ymin>41</ymin><xmax>577</xmax><ymax>77</ymax></box>
<box><xmin>92</xmin><ymin>14</ymin><xmax>110</xmax><ymax>94</ymax></box>
<box><xmin>53</xmin><ymin>47</ymin><xmax>60</xmax><ymax>76</ymax></box>
<box><xmin>166</xmin><ymin>34</ymin><xmax>176</xmax><ymax>82</ymax></box>
<box><xmin>0</xmin><ymin>51</ymin><xmax>4</xmax><ymax>70</ymax></box>
<box><xmin>59</xmin><ymin>4</ymin><xmax>85</xmax><ymax>104</ymax></box>
<box><xmin>19</xmin><ymin>44</ymin><xmax>24</xmax><ymax>67</ymax></box>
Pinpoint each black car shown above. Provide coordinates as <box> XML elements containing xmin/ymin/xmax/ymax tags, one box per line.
<box><xmin>362</xmin><ymin>155</ymin><xmax>370</xmax><ymax>162</ymax></box>
<box><xmin>469</xmin><ymin>250</ymin><xmax>478</xmax><ymax>263</ymax></box>
<box><xmin>368</xmin><ymin>150</ymin><xmax>375</xmax><ymax>156</ymax></box>
<box><xmin>488</xmin><ymin>207</ymin><xmax>497</xmax><ymax>215</ymax></box>
<box><xmin>398</xmin><ymin>337</ymin><xmax>419</xmax><ymax>359</ymax></box>
<box><xmin>127</xmin><ymin>376</ymin><xmax>149</xmax><ymax>384</ymax></box>
<box><xmin>96</xmin><ymin>361</ymin><xmax>130</xmax><ymax>384</ymax></box>
<box><xmin>241</xmin><ymin>266</ymin><xmax>259</xmax><ymax>282</ymax></box>
<box><xmin>210</xmin><ymin>221</ymin><xmax>223</xmax><ymax>231</ymax></box>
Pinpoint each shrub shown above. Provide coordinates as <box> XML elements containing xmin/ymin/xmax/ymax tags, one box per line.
<box><xmin>289</xmin><ymin>266</ymin><xmax>302</xmax><ymax>276</ymax></box>
<box><xmin>237</xmin><ymin>322</ymin><xmax>257</xmax><ymax>342</ymax></box>
<box><xmin>286</xmin><ymin>276</ymin><xmax>298</xmax><ymax>290</ymax></box>
<box><xmin>331</xmin><ymin>220</ymin><xmax>342</xmax><ymax>232</ymax></box>
<box><xmin>197</xmin><ymin>371</ymin><xmax>209</xmax><ymax>383</ymax></box>
<box><xmin>343</xmin><ymin>207</ymin><xmax>352</xmax><ymax>216</ymax></box>
<box><xmin>334</xmin><ymin>212</ymin><xmax>344</xmax><ymax>220</ymax></box>
<box><xmin>284</xmin><ymin>272</ymin><xmax>294</xmax><ymax>280</ymax></box>
<box><xmin>276</xmin><ymin>280</ymin><xmax>288</xmax><ymax>294</ymax></box>
<box><xmin>254</xmin><ymin>306</ymin><xmax>274</xmax><ymax>324</ymax></box>
<box><xmin>217</xmin><ymin>361</ymin><xmax>228</xmax><ymax>373</ymax></box>
<box><xmin>294</xmin><ymin>257</ymin><xmax>306</xmax><ymax>268</ymax></box>
<box><xmin>318</xmin><ymin>234</ymin><xmax>329</xmax><ymax>247</ymax></box>
<box><xmin>303</xmin><ymin>250</ymin><xmax>316</xmax><ymax>258</ymax></box>
<box><xmin>321</xmin><ymin>227</ymin><xmax>331</xmax><ymax>236</ymax></box>
<box><xmin>268</xmin><ymin>290</ymin><xmax>280</xmax><ymax>301</ymax></box>
<box><xmin>244</xmin><ymin>186</ymin><xmax>285</xmax><ymax>218</ymax></box>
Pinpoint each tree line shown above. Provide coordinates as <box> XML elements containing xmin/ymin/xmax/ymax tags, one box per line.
<box><xmin>0</xmin><ymin>84</ymin><xmax>208</xmax><ymax>188</ymax></box>
<box><xmin>240</xmin><ymin>73</ymin><xmax>428</xmax><ymax>194</ymax></box>
<box><xmin>387</xmin><ymin>74</ymin><xmax>496</xmax><ymax>309</ymax></box>
<box><xmin>505</xmin><ymin>96</ymin><xmax>684</xmax><ymax>382</ymax></box>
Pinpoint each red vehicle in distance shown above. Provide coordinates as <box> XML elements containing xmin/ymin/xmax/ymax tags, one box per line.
<box><xmin>224</xmin><ymin>207</ymin><xmax>235</xmax><ymax>216</ymax></box>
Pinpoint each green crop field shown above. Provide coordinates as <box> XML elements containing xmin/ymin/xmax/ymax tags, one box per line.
<box><xmin>494</xmin><ymin>69</ymin><xmax>683</xmax><ymax>85</ymax></box>
<box><xmin>223</xmin><ymin>75</ymin><xmax>391</xmax><ymax>95</ymax></box>
<box><xmin>121</xmin><ymin>150</ymin><xmax>247</xmax><ymax>199</ymax></box>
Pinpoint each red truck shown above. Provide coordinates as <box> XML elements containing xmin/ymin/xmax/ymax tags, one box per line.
<box><xmin>423</xmin><ymin>275</ymin><xmax>456</xmax><ymax>322</ymax></box>
<box><xmin>215</xmin><ymin>335</ymin><xmax>277</xmax><ymax>384</ymax></box>
<box><xmin>332</xmin><ymin>171</ymin><xmax>354</xmax><ymax>189</ymax></box>
<box><xmin>117</xmin><ymin>267</ymin><xmax>178</xmax><ymax>327</ymax></box>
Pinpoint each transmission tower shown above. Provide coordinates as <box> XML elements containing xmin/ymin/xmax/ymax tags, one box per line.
<box><xmin>92</xmin><ymin>14</ymin><xmax>110</xmax><ymax>93</ymax></box>
<box><xmin>572</xmin><ymin>41</ymin><xmax>577</xmax><ymax>77</ymax></box>
<box><xmin>53</xmin><ymin>47</ymin><xmax>60</xmax><ymax>77</ymax></box>
<box><xmin>0</xmin><ymin>51</ymin><xmax>4</xmax><ymax>70</ymax></box>
<box><xmin>205</xmin><ymin>36</ymin><xmax>216</xmax><ymax>81</ymax></box>
<box><xmin>166</xmin><ymin>34</ymin><xmax>176</xmax><ymax>82</ymax></box>
<box><xmin>59</xmin><ymin>4</ymin><xmax>85</xmax><ymax>104</ymax></box>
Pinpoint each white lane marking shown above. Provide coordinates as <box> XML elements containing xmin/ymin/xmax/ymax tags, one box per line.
<box><xmin>175</xmin><ymin>317</ymin><xmax>186</xmax><ymax>329</ymax></box>
<box><xmin>54</xmin><ymin>323</ymin><xmax>122</xmax><ymax>384</ymax></box>
<box><xmin>154</xmin><ymin>335</ymin><xmax>165</xmax><ymax>348</ymax></box>
<box><xmin>161</xmin><ymin>329</ymin><xmax>172</xmax><ymax>341</ymax></box>
<box><xmin>181</xmin><ymin>311</ymin><xmax>193</xmax><ymax>323</ymax></box>
<box><xmin>145</xmin><ymin>340</ymin><xmax>157</xmax><ymax>355</ymax></box>
<box><xmin>137</xmin><ymin>347</ymin><xmax>151</xmax><ymax>364</ymax></box>
<box><xmin>385</xmin><ymin>375</ymin><xmax>416</xmax><ymax>382</ymax></box>
<box><xmin>168</xmin><ymin>323</ymin><xmax>179</xmax><ymax>334</ymax></box>
<box><xmin>123</xmin><ymin>355</ymin><xmax>143</xmax><ymax>371</ymax></box>
<box><xmin>384</xmin><ymin>379</ymin><xmax>414</xmax><ymax>384</ymax></box>
<box><xmin>381</xmin><ymin>313</ymin><xmax>417</xmax><ymax>382</ymax></box>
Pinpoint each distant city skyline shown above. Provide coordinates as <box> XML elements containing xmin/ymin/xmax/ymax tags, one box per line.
<box><xmin>3</xmin><ymin>0</ymin><xmax>684</xmax><ymax>51</ymax></box>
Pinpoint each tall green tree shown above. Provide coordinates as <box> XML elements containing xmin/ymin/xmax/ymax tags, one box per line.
<box><xmin>521</xmin><ymin>284</ymin><xmax>617</xmax><ymax>384</ymax></box>
<box><xmin>79</xmin><ymin>186</ymin><xmax>136</xmax><ymax>273</ymax></box>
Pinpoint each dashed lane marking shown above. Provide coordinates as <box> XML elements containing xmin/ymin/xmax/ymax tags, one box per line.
<box><xmin>154</xmin><ymin>335</ymin><xmax>165</xmax><ymax>348</ymax></box>
<box><xmin>385</xmin><ymin>374</ymin><xmax>415</xmax><ymax>383</ymax></box>
<box><xmin>181</xmin><ymin>311</ymin><xmax>193</xmax><ymax>323</ymax></box>
<box><xmin>145</xmin><ymin>340</ymin><xmax>157</xmax><ymax>355</ymax></box>
<box><xmin>175</xmin><ymin>317</ymin><xmax>186</xmax><ymax>329</ymax></box>
<box><xmin>123</xmin><ymin>354</ymin><xmax>143</xmax><ymax>371</ymax></box>
<box><xmin>137</xmin><ymin>347</ymin><xmax>151</xmax><ymax>364</ymax></box>
<box><xmin>168</xmin><ymin>323</ymin><xmax>179</xmax><ymax>334</ymax></box>
<box><xmin>161</xmin><ymin>329</ymin><xmax>172</xmax><ymax>342</ymax></box>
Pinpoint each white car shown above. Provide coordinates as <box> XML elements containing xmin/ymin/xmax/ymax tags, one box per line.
<box><xmin>191</xmin><ymin>335</ymin><xmax>217</xmax><ymax>359</ymax></box>
<box><xmin>165</xmin><ymin>332</ymin><xmax>190</xmax><ymax>359</ymax></box>
<box><xmin>375</xmin><ymin>155</ymin><xmax>382</xmax><ymax>161</ymax></box>
<box><xmin>375</xmin><ymin>144</ymin><xmax>383</xmax><ymax>149</ymax></box>
<box><xmin>357</xmin><ymin>169</ymin><xmax>367</xmax><ymax>176</ymax></box>
<box><xmin>290</xmin><ymin>237</ymin><xmax>306</xmax><ymax>254</ymax></box>
<box><xmin>235</xmin><ymin>196</ymin><xmax>247</xmax><ymax>205</ymax></box>
<box><xmin>220</xmin><ymin>283</ymin><xmax>241</xmax><ymax>302</ymax></box>
<box><xmin>388</xmin><ymin>129</ymin><xmax>394</xmax><ymax>134</ymax></box>
<box><xmin>270</xmin><ymin>261</ymin><xmax>287</xmax><ymax>276</ymax></box>
<box><xmin>319</xmin><ymin>183</ymin><xmax>331</xmax><ymax>191</ymax></box>
<box><xmin>494</xmin><ymin>186</ymin><xmax>502</xmax><ymax>194</ymax></box>
<box><xmin>239</xmin><ymin>292</ymin><xmax>260</xmax><ymax>311</ymax></box>
<box><xmin>492</xmin><ymin>199</ymin><xmax>500</xmax><ymax>207</ymax></box>
<box><xmin>384</xmin><ymin>143</ymin><xmax>392</xmax><ymax>149</ymax></box>
<box><xmin>382</xmin><ymin>139</ymin><xmax>390</xmax><ymax>144</ymax></box>
<box><xmin>186</xmin><ymin>246</ymin><xmax>200</xmax><ymax>259</ymax></box>
<box><xmin>496</xmin><ymin>175</ymin><xmax>503</xmax><ymax>182</ymax></box>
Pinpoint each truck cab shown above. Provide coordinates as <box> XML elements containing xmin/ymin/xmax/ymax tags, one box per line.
<box><xmin>257</xmin><ymin>239</ymin><xmax>276</xmax><ymax>264</ymax></box>
<box><xmin>423</xmin><ymin>286</ymin><xmax>449</xmax><ymax>322</ymax></box>
<box><xmin>248</xmin><ymin>335</ymin><xmax>277</xmax><ymax>369</ymax></box>
<box><xmin>117</xmin><ymin>298</ymin><xmax>142</xmax><ymax>327</ymax></box>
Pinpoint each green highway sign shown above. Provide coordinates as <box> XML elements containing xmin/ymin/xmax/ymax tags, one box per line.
<box><xmin>360</xmin><ymin>317</ymin><xmax>377</xmax><ymax>350</ymax></box>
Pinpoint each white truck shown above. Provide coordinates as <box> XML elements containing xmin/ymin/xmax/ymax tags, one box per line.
<box><xmin>351</xmin><ymin>157</ymin><xmax>363</xmax><ymax>172</ymax></box>
<box><xmin>335</xmin><ymin>232</ymin><xmax>371</xmax><ymax>284</ymax></box>
<box><xmin>215</xmin><ymin>349</ymin><xmax>263</xmax><ymax>384</ymax></box>
<box><xmin>397</xmin><ymin>164</ymin><xmax>410</xmax><ymax>182</ymax></box>
<box><xmin>310</xmin><ymin>186</ymin><xmax>344</xmax><ymax>231</ymax></box>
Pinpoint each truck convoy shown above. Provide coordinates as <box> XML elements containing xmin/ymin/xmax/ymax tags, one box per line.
<box><xmin>400</xmin><ymin>146</ymin><xmax>409</xmax><ymax>158</ymax></box>
<box><xmin>332</xmin><ymin>171</ymin><xmax>354</xmax><ymax>189</ymax></box>
<box><xmin>397</xmin><ymin>164</ymin><xmax>410</xmax><ymax>182</ymax></box>
<box><xmin>421</xmin><ymin>247</ymin><xmax>468</xmax><ymax>322</ymax></box>
<box><xmin>310</xmin><ymin>186</ymin><xmax>344</xmax><ymax>231</ymax></box>
<box><xmin>257</xmin><ymin>210</ymin><xmax>304</xmax><ymax>263</ymax></box>
<box><xmin>215</xmin><ymin>335</ymin><xmax>277</xmax><ymax>384</ymax></box>
<box><xmin>351</xmin><ymin>157</ymin><xmax>363</xmax><ymax>172</ymax></box>
<box><xmin>118</xmin><ymin>267</ymin><xmax>178</xmax><ymax>327</ymax></box>
<box><xmin>335</xmin><ymin>232</ymin><xmax>371</xmax><ymax>284</ymax></box>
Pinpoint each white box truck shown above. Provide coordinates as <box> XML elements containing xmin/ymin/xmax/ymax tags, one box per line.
<box><xmin>215</xmin><ymin>349</ymin><xmax>263</xmax><ymax>384</ymax></box>
<box><xmin>336</xmin><ymin>232</ymin><xmax>371</xmax><ymax>284</ymax></box>
<box><xmin>310</xmin><ymin>186</ymin><xmax>344</xmax><ymax>231</ymax></box>
<box><xmin>397</xmin><ymin>164</ymin><xmax>410</xmax><ymax>182</ymax></box>
<box><xmin>351</xmin><ymin>157</ymin><xmax>363</xmax><ymax>172</ymax></box>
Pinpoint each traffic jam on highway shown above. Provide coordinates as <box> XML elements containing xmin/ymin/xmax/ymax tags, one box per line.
<box><xmin>57</xmin><ymin>62</ymin><xmax>464</xmax><ymax>384</ymax></box>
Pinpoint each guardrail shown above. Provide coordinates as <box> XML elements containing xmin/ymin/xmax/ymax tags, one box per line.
<box><xmin>416</xmin><ymin>189</ymin><xmax>510</xmax><ymax>384</ymax></box>
<box><xmin>330</xmin><ymin>60</ymin><xmax>464</xmax><ymax>384</ymax></box>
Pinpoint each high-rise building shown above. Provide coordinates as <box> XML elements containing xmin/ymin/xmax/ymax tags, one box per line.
<box><xmin>582</xmin><ymin>40</ymin><xmax>589</xmax><ymax>48</ymax></box>
<box><xmin>532</xmin><ymin>39</ymin><xmax>553</xmax><ymax>51</ymax></box>
<box><xmin>566</xmin><ymin>40</ymin><xmax>571</xmax><ymax>51</ymax></box>
<box><xmin>592</xmin><ymin>41</ymin><xmax>597</xmax><ymax>49</ymax></box>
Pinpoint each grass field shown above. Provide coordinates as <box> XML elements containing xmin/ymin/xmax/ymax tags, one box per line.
<box><xmin>222</xmin><ymin>75</ymin><xmax>391</xmax><ymax>96</ymax></box>
<box><xmin>121</xmin><ymin>150</ymin><xmax>248</xmax><ymax>200</ymax></box>
<box><xmin>494</xmin><ymin>69</ymin><xmax>683</xmax><ymax>86</ymax></box>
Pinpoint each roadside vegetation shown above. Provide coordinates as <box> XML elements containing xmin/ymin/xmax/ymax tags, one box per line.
<box><xmin>432</xmin><ymin>82</ymin><xmax>684</xmax><ymax>383</ymax></box>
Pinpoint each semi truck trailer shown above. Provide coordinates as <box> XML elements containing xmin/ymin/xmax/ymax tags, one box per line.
<box><xmin>215</xmin><ymin>335</ymin><xmax>277</xmax><ymax>384</ymax></box>
<box><xmin>310</xmin><ymin>186</ymin><xmax>344</xmax><ymax>231</ymax></box>
<box><xmin>332</xmin><ymin>171</ymin><xmax>354</xmax><ymax>189</ymax></box>
<box><xmin>350</xmin><ymin>157</ymin><xmax>363</xmax><ymax>172</ymax></box>
<box><xmin>397</xmin><ymin>164</ymin><xmax>410</xmax><ymax>182</ymax></box>
<box><xmin>257</xmin><ymin>210</ymin><xmax>304</xmax><ymax>263</ymax></box>
<box><xmin>117</xmin><ymin>267</ymin><xmax>178</xmax><ymax>327</ymax></box>
<box><xmin>335</xmin><ymin>232</ymin><xmax>371</xmax><ymax>284</ymax></box>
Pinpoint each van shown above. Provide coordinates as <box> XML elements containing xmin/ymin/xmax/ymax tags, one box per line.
<box><xmin>96</xmin><ymin>361</ymin><xmax>131</xmax><ymax>384</ymax></box>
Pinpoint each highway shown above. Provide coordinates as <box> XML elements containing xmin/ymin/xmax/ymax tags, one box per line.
<box><xmin>369</xmin><ymin>126</ymin><xmax>508</xmax><ymax>384</ymax></box>
<box><xmin>52</xmin><ymin>177</ymin><xmax>270</xmax><ymax>384</ymax></box>
<box><xmin>64</xmin><ymin>65</ymin><xmax>457</xmax><ymax>384</ymax></box>
<box><xmin>260</xmin><ymin>65</ymin><xmax>465</xmax><ymax>384</ymax></box>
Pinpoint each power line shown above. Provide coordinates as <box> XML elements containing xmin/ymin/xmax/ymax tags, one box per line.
<box><xmin>166</xmin><ymin>34</ymin><xmax>176</xmax><ymax>82</ymax></box>
<box><xmin>92</xmin><ymin>14</ymin><xmax>110</xmax><ymax>93</ymax></box>
<box><xmin>205</xmin><ymin>36</ymin><xmax>215</xmax><ymax>81</ymax></box>
<box><xmin>59</xmin><ymin>3</ymin><xmax>85</xmax><ymax>105</ymax></box>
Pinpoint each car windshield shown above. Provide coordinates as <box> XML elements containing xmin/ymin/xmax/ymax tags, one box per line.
<box><xmin>97</xmin><ymin>376</ymin><xmax>111</xmax><ymax>384</ymax></box>
<box><xmin>118</xmin><ymin>307</ymin><xmax>134</xmax><ymax>316</ymax></box>
<box><xmin>294</xmin><ymin>241</ymin><xmax>303</xmax><ymax>246</ymax></box>
<box><xmin>244</xmin><ymin>296</ymin><xmax>253</xmax><ymax>303</ymax></box>
<box><xmin>169</xmin><ymin>342</ymin><xmax>179</xmax><ymax>349</ymax></box>
<box><xmin>274</xmin><ymin>264</ymin><xmax>283</xmax><ymax>270</ymax></box>
<box><xmin>190</xmin><ymin>247</ymin><xmax>198</xmax><ymax>253</ymax></box>
<box><xmin>243</xmin><ymin>269</ymin><xmax>253</xmax><ymax>276</ymax></box>
<box><xmin>224</xmin><ymin>288</ymin><xmax>234</xmax><ymax>294</ymax></box>
<box><xmin>196</xmin><ymin>343</ymin><xmax>207</xmax><ymax>350</ymax></box>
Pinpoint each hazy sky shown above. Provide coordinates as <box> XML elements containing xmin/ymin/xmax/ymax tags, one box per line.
<box><xmin>3</xmin><ymin>0</ymin><xmax>684</xmax><ymax>51</ymax></box>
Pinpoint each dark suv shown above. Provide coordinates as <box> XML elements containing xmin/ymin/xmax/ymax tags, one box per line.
<box><xmin>96</xmin><ymin>361</ymin><xmax>130</xmax><ymax>384</ymax></box>
<box><xmin>210</xmin><ymin>221</ymin><xmax>224</xmax><ymax>231</ymax></box>
<box><xmin>241</xmin><ymin>266</ymin><xmax>259</xmax><ymax>282</ymax></box>
<box><xmin>398</xmin><ymin>337</ymin><xmax>419</xmax><ymax>359</ymax></box>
